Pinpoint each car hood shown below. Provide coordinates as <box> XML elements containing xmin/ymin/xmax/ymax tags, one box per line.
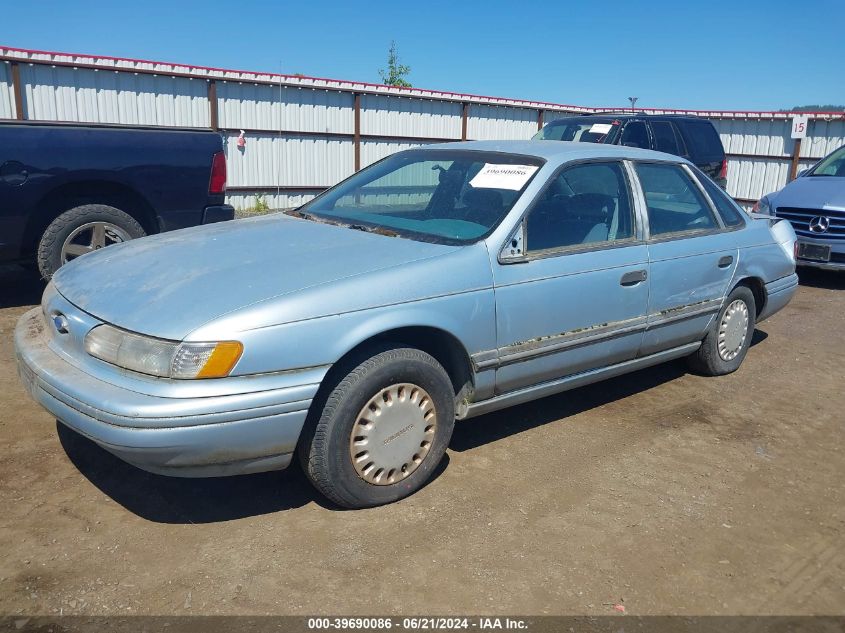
<box><xmin>772</xmin><ymin>176</ymin><xmax>845</xmax><ymax>209</ymax></box>
<box><xmin>52</xmin><ymin>214</ymin><xmax>458</xmax><ymax>340</ymax></box>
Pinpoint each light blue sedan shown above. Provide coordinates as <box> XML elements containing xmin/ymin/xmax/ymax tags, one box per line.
<box><xmin>756</xmin><ymin>144</ymin><xmax>845</xmax><ymax>270</ymax></box>
<box><xmin>15</xmin><ymin>141</ymin><xmax>799</xmax><ymax>508</ymax></box>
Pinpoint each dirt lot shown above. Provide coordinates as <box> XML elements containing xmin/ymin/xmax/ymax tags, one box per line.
<box><xmin>0</xmin><ymin>264</ymin><xmax>843</xmax><ymax>617</ymax></box>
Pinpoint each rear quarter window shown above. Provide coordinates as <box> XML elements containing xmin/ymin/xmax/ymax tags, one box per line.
<box><xmin>678</xmin><ymin>120</ymin><xmax>725</xmax><ymax>160</ymax></box>
<box><xmin>696</xmin><ymin>170</ymin><xmax>746</xmax><ymax>227</ymax></box>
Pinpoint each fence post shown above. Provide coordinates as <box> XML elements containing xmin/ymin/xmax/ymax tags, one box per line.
<box><xmin>789</xmin><ymin>137</ymin><xmax>802</xmax><ymax>182</ymax></box>
<box><xmin>461</xmin><ymin>103</ymin><xmax>469</xmax><ymax>140</ymax></box>
<box><xmin>353</xmin><ymin>93</ymin><xmax>361</xmax><ymax>171</ymax></box>
<box><xmin>10</xmin><ymin>61</ymin><xmax>24</xmax><ymax>120</ymax></box>
<box><xmin>537</xmin><ymin>109</ymin><xmax>543</xmax><ymax>132</ymax></box>
<box><xmin>208</xmin><ymin>80</ymin><xmax>218</xmax><ymax>131</ymax></box>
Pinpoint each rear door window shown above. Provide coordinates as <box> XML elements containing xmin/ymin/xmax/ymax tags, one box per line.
<box><xmin>620</xmin><ymin>121</ymin><xmax>650</xmax><ymax>149</ymax></box>
<box><xmin>650</xmin><ymin>121</ymin><xmax>681</xmax><ymax>155</ymax></box>
<box><xmin>671</xmin><ymin>122</ymin><xmax>690</xmax><ymax>156</ymax></box>
<box><xmin>635</xmin><ymin>163</ymin><xmax>719</xmax><ymax>236</ymax></box>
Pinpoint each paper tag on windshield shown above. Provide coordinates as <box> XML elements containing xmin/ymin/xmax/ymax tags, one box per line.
<box><xmin>589</xmin><ymin>123</ymin><xmax>613</xmax><ymax>134</ymax></box>
<box><xmin>469</xmin><ymin>164</ymin><xmax>538</xmax><ymax>190</ymax></box>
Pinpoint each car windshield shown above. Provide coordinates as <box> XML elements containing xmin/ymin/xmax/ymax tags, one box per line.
<box><xmin>533</xmin><ymin>118</ymin><xmax>621</xmax><ymax>143</ymax></box>
<box><xmin>295</xmin><ymin>150</ymin><xmax>544</xmax><ymax>245</ymax></box>
<box><xmin>809</xmin><ymin>145</ymin><xmax>845</xmax><ymax>177</ymax></box>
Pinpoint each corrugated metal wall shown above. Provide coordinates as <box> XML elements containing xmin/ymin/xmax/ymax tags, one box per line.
<box><xmin>218</xmin><ymin>83</ymin><xmax>353</xmax><ymax>133</ymax></box>
<box><xmin>361</xmin><ymin>138</ymin><xmax>434</xmax><ymax>165</ymax></box>
<box><xmin>361</xmin><ymin>94</ymin><xmax>460</xmax><ymax>138</ymax></box>
<box><xmin>1</xmin><ymin>47</ymin><xmax>843</xmax><ymax>212</ymax></box>
<box><xmin>0</xmin><ymin>61</ymin><xmax>14</xmax><ymax>119</ymax></box>
<box><xmin>467</xmin><ymin>105</ymin><xmax>538</xmax><ymax>140</ymax></box>
<box><xmin>20</xmin><ymin>65</ymin><xmax>209</xmax><ymax>127</ymax></box>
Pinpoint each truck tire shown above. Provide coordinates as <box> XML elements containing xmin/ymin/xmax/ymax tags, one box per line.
<box><xmin>37</xmin><ymin>204</ymin><xmax>146</xmax><ymax>279</ymax></box>
<box><xmin>299</xmin><ymin>345</ymin><xmax>455</xmax><ymax>508</ymax></box>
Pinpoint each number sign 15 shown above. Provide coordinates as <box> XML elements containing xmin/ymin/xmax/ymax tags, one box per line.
<box><xmin>791</xmin><ymin>115</ymin><xmax>808</xmax><ymax>140</ymax></box>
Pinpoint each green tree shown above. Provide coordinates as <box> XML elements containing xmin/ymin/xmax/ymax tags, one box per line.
<box><xmin>378</xmin><ymin>41</ymin><xmax>412</xmax><ymax>87</ymax></box>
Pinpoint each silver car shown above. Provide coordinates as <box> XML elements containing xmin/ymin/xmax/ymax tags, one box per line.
<box><xmin>15</xmin><ymin>141</ymin><xmax>799</xmax><ymax>508</ymax></box>
<box><xmin>756</xmin><ymin>144</ymin><xmax>845</xmax><ymax>270</ymax></box>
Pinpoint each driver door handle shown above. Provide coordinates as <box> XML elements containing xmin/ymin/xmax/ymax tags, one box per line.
<box><xmin>718</xmin><ymin>255</ymin><xmax>734</xmax><ymax>268</ymax></box>
<box><xmin>620</xmin><ymin>270</ymin><xmax>648</xmax><ymax>286</ymax></box>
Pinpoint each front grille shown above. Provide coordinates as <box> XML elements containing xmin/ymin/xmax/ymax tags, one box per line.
<box><xmin>776</xmin><ymin>207</ymin><xmax>845</xmax><ymax>240</ymax></box>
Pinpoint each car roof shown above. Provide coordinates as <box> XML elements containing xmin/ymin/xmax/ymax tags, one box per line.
<box><xmin>419</xmin><ymin>140</ymin><xmax>685</xmax><ymax>166</ymax></box>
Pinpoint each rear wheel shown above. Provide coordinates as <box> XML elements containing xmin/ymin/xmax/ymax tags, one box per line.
<box><xmin>687</xmin><ymin>285</ymin><xmax>756</xmax><ymax>376</ymax></box>
<box><xmin>37</xmin><ymin>204</ymin><xmax>146</xmax><ymax>279</ymax></box>
<box><xmin>299</xmin><ymin>346</ymin><xmax>455</xmax><ymax>508</ymax></box>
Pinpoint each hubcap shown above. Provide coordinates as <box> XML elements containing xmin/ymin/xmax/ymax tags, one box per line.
<box><xmin>61</xmin><ymin>222</ymin><xmax>132</xmax><ymax>264</ymax></box>
<box><xmin>718</xmin><ymin>299</ymin><xmax>750</xmax><ymax>361</ymax></box>
<box><xmin>349</xmin><ymin>383</ymin><xmax>437</xmax><ymax>486</ymax></box>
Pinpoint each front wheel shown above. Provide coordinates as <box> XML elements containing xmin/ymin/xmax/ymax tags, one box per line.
<box><xmin>687</xmin><ymin>285</ymin><xmax>756</xmax><ymax>376</ymax></box>
<box><xmin>299</xmin><ymin>346</ymin><xmax>455</xmax><ymax>508</ymax></box>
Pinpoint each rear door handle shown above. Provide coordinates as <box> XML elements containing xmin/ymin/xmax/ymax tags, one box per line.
<box><xmin>620</xmin><ymin>270</ymin><xmax>647</xmax><ymax>286</ymax></box>
<box><xmin>718</xmin><ymin>255</ymin><xmax>733</xmax><ymax>268</ymax></box>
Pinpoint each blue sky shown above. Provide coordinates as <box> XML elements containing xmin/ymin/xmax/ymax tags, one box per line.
<box><xmin>2</xmin><ymin>0</ymin><xmax>843</xmax><ymax>111</ymax></box>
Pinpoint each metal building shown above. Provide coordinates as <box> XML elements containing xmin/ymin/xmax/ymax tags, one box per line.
<box><xmin>1</xmin><ymin>45</ymin><xmax>843</xmax><ymax>211</ymax></box>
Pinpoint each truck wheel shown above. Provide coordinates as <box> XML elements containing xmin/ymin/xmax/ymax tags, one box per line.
<box><xmin>300</xmin><ymin>346</ymin><xmax>455</xmax><ymax>508</ymax></box>
<box><xmin>37</xmin><ymin>204</ymin><xmax>146</xmax><ymax>279</ymax></box>
<box><xmin>687</xmin><ymin>286</ymin><xmax>756</xmax><ymax>376</ymax></box>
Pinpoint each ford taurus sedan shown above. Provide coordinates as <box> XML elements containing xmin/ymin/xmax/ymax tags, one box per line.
<box><xmin>755</xmin><ymin>144</ymin><xmax>845</xmax><ymax>270</ymax></box>
<box><xmin>15</xmin><ymin>141</ymin><xmax>799</xmax><ymax>508</ymax></box>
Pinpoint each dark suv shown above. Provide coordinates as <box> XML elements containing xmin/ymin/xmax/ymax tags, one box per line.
<box><xmin>533</xmin><ymin>113</ymin><xmax>728</xmax><ymax>188</ymax></box>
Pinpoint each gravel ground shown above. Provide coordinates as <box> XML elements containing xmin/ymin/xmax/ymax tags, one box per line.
<box><xmin>0</xmin><ymin>264</ymin><xmax>843</xmax><ymax>617</ymax></box>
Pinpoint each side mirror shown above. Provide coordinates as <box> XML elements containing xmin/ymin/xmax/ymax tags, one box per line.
<box><xmin>499</xmin><ymin>222</ymin><xmax>527</xmax><ymax>263</ymax></box>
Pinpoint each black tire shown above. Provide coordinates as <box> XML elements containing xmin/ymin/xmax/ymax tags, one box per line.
<box><xmin>299</xmin><ymin>345</ymin><xmax>455</xmax><ymax>508</ymax></box>
<box><xmin>687</xmin><ymin>285</ymin><xmax>756</xmax><ymax>376</ymax></box>
<box><xmin>36</xmin><ymin>204</ymin><xmax>146</xmax><ymax>279</ymax></box>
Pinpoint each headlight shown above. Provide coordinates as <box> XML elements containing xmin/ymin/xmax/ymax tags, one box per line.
<box><xmin>84</xmin><ymin>325</ymin><xmax>243</xmax><ymax>379</ymax></box>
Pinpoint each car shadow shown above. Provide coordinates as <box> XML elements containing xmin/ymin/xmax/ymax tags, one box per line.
<box><xmin>0</xmin><ymin>265</ymin><xmax>45</xmax><ymax>309</ymax></box>
<box><xmin>451</xmin><ymin>332</ymin><xmax>767</xmax><ymax>453</ymax></box>
<box><xmin>451</xmin><ymin>360</ymin><xmax>687</xmax><ymax>452</ymax></box>
<box><xmin>56</xmin><ymin>422</ymin><xmax>450</xmax><ymax>522</ymax></box>
<box><xmin>797</xmin><ymin>268</ymin><xmax>845</xmax><ymax>290</ymax></box>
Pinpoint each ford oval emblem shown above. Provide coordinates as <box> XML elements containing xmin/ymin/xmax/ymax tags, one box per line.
<box><xmin>52</xmin><ymin>314</ymin><xmax>69</xmax><ymax>334</ymax></box>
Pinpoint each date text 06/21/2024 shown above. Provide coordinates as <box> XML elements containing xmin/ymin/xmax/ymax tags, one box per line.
<box><xmin>306</xmin><ymin>617</ymin><xmax>529</xmax><ymax>630</ymax></box>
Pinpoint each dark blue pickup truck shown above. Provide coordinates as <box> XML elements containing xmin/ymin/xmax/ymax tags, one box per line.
<box><xmin>0</xmin><ymin>122</ymin><xmax>234</xmax><ymax>278</ymax></box>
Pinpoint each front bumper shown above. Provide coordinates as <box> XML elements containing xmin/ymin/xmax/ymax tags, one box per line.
<box><xmin>789</xmin><ymin>233</ymin><xmax>845</xmax><ymax>271</ymax></box>
<box><xmin>14</xmin><ymin>308</ymin><xmax>321</xmax><ymax>477</ymax></box>
<box><xmin>796</xmin><ymin>258</ymin><xmax>845</xmax><ymax>271</ymax></box>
